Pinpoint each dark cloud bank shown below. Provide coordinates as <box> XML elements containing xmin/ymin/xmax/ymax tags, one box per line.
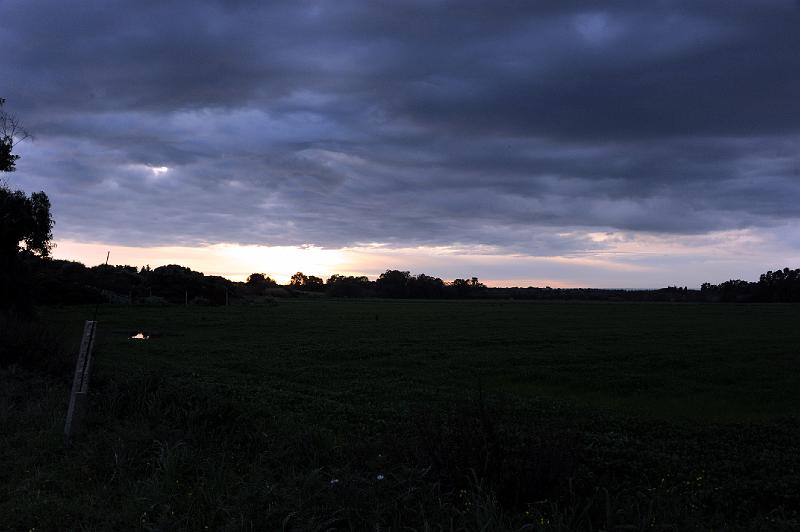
<box><xmin>2</xmin><ymin>0</ymin><xmax>799</xmax><ymax>256</ymax></box>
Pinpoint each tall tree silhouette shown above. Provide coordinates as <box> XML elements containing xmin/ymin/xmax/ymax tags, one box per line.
<box><xmin>1</xmin><ymin>97</ymin><xmax>29</xmax><ymax>172</ymax></box>
<box><xmin>1</xmin><ymin>98</ymin><xmax>53</xmax><ymax>314</ymax></box>
<box><xmin>290</xmin><ymin>272</ymin><xmax>324</xmax><ymax>291</ymax></box>
<box><xmin>376</xmin><ymin>270</ymin><xmax>411</xmax><ymax>298</ymax></box>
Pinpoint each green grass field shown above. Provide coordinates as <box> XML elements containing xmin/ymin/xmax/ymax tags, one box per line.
<box><xmin>85</xmin><ymin>300</ymin><xmax>800</xmax><ymax>421</ymax></box>
<box><xmin>3</xmin><ymin>300</ymin><xmax>800</xmax><ymax>530</ymax></box>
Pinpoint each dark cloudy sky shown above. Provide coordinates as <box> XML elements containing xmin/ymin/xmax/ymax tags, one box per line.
<box><xmin>3</xmin><ymin>0</ymin><xmax>799</xmax><ymax>286</ymax></box>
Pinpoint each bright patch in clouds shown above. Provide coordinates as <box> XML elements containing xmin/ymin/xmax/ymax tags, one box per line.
<box><xmin>149</xmin><ymin>166</ymin><xmax>169</xmax><ymax>176</ymax></box>
<box><xmin>4</xmin><ymin>1</ymin><xmax>800</xmax><ymax>288</ymax></box>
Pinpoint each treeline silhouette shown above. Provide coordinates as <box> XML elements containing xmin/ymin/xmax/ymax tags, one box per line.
<box><xmin>22</xmin><ymin>256</ymin><xmax>489</xmax><ymax>305</ymax></box>
<box><xmin>27</xmin><ymin>258</ymin><xmax>234</xmax><ymax>305</ymax></box>
<box><xmin>19</xmin><ymin>254</ymin><xmax>800</xmax><ymax>305</ymax></box>
<box><xmin>700</xmin><ymin>267</ymin><xmax>800</xmax><ymax>302</ymax></box>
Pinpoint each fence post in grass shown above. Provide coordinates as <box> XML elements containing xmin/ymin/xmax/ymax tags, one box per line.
<box><xmin>64</xmin><ymin>320</ymin><xmax>97</xmax><ymax>440</ymax></box>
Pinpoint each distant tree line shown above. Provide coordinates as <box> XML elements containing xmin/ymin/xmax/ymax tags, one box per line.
<box><xmin>700</xmin><ymin>268</ymin><xmax>800</xmax><ymax>302</ymax></box>
<box><xmin>489</xmin><ymin>273</ymin><xmax>800</xmax><ymax>303</ymax></box>
<box><xmin>16</xmin><ymin>252</ymin><xmax>800</xmax><ymax>306</ymax></box>
<box><xmin>26</xmin><ymin>259</ymin><xmax>237</xmax><ymax>305</ymax></box>
<box><xmin>321</xmin><ymin>270</ymin><xmax>487</xmax><ymax>299</ymax></box>
<box><xmin>21</xmin><ymin>260</ymin><xmax>490</xmax><ymax>305</ymax></box>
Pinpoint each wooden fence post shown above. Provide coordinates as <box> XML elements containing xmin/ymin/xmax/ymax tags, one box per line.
<box><xmin>64</xmin><ymin>320</ymin><xmax>97</xmax><ymax>439</ymax></box>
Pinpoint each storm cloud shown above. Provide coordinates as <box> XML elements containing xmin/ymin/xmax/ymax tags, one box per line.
<box><xmin>2</xmin><ymin>0</ymin><xmax>800</xmax><ymax>263</ymax></box>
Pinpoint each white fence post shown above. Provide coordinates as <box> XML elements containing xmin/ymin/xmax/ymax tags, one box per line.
<box><xmin>64</xmin><ymin>320</ymin><xmax>97</xmax><ymax>439</ymax></box>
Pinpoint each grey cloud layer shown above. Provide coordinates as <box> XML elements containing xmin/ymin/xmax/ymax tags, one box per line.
<box><xmin>2</xmin><ymin>0</ymin><xmax>799</xmax><ymax>253</ymax></box>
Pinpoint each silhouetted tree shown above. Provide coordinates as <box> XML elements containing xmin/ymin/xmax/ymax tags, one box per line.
<box><xmin>326</xmin><ymin>274</ymin><xmax>373</xmax><ymax>297</ymax></box>
<box><xmin>1</xmin><ymin>97</ymin><xmax>29</xmax><ymax>172</ymax></box>
<box><xmin>758</xmin><ymin>268</ymin><xmax>800</xmax><ymax>302</ymax></box>
<box><xmin>450</xmin><ymin>277</ymin><xmax>486</xmax><ymax>298</ymax></box>
<box><xmin>305</xmin><ymin>275</ymin><xmax>324</xmax><ymax>291</ymax></box>
<box><xmin>376</xmin><ymin>269</ymin><xmax>411</xmax><ymax>298</ymax></box>
<box><xmin>696</xmin><ymin>270</ymin><xmax>800</xmax><ymax>303</ymax></box>
<box><xmin>247</xmin><ymin>272</ymin><xmax>277</xmax><ymax>287</ymax></box>
<box><xmin>141</xmin><ymin>264</ymin><xmax>231</xmax><ymax>304</ymax></box>
<box><xmin>290</xmin><ymin>272</ymin><xmax>307</xmax><ymax>287</ymax></box>
<box><xmin>290</xmin><ymin>271</ymin><xmax>324</xmax><ymax>291</ymax></box>
<box><xmin>89</xmin><ymin>264</ymin><xmax>142</xmax><ymax>296</ymax></box>
<box><xmin>0</xmin><ymin>189</ymin><xmax>53</xmax><ymax>258</ymax></box>
<box><xmin>24</xmin><ymin>256</ymin><xmax>103</xmax><ymax>305</ymax></box>
<box><xmin>1</xmin><ymin>99</ymin><xmax>53</xmax><ymax>314</ymax></box>
<box><xmin>408</xmin><ymin>273</ymin><xmax>446</xmax><ymax>298</ymax></box>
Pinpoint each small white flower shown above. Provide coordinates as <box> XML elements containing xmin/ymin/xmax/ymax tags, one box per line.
<box><xmin>376</xmin><ymin>474</ymin><xmax>384</xmax><ymax>481</ymax></box>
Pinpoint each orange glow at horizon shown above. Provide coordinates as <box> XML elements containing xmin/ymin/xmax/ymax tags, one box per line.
<box><xmin>51</xmin><ymin>239</ymin><xmax>612</xmax><ymax>287</ymax></box>
<box><xmin>53</xmin><ymin>241</ymin><xmax>348</xmax><ymax>284</ymax></box>
<box><xmin>52</xmin><ymin>227</ymin><xmax>784</xmax><ymax>288</ymax></box>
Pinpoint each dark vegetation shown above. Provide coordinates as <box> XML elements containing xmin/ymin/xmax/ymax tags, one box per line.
<box><xmin>700</xmin><ymin>268</ymin><xmax>800</xmax><ymax>302</ymax></box>
<box><xmin>19</xmin><ymin>260</ymin><xmax>491</xmax><ymax>304</ymax></box>
<box><xmin>1</xmin><ymin>98</ymin><xmax>54</xmax><ymax>317</ymax></box>
<box><xmin>18</xmin><ymin>252</ymin><xmax>800</xmax><ymax>307</ymax></box>
<box><xmin>3</xmin><ymin>301</ymin><xmax>800</xmax><ymax>530</ymax></box>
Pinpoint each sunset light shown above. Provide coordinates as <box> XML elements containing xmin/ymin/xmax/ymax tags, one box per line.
<box><xmin>4</xmin><ymin>2</ymin><xmax>800</xmax><ymax>528</ymax></box>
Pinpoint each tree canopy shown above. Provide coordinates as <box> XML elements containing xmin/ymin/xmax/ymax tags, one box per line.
<box><xmin>290</xmin><ymin>272</ymin><xmax>324</xmax><ymax>291</ymax></box>
<box><xmin>1</xmin><ymin>98</ymin><xmax>54</xmax><ymax>314</ymax></box>
<box><xmin>0</xmin><ymin>97</ymin><xmax>29</xmax><ymax>172</ymax></box>
<box><xmin>0</xmin><ymin>189</ymin><xmax>53</xmax><ymax>257</ymax></box>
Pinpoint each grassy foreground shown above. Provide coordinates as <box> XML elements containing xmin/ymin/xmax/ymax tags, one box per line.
<box><xmin>2</xmin><ymin>300</ymin><xmax>800</xmax><ymax>530</ymax></box>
